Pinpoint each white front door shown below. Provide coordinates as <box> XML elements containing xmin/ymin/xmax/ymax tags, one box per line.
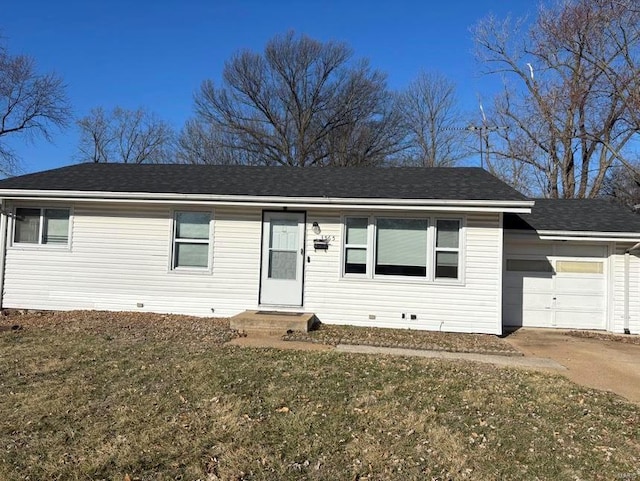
<box><xmin>260</xmin><ymin>211</ymin><xmax>305</xmax><ymax>306</ymax></box>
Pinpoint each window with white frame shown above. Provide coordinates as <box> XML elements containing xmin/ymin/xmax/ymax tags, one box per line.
<box><xmin>506</xmin><ymin>259</ymin><xmax>553</xmax><ymax>273</ymax></box>
<box><xmin>375</xmin><ymin>218</ymin><xmax>428</xmax><ymax>276</ymax></box>
<box><xmin>344</xmin><ymin>217</ymin><xmax>368</xmax><ymax>274</ymax></box>
<box><xmin>342</xmin><ymin>215</ymin><xmax>462</xmax><ymax>281</ymax></box>
<box><xmin>14</xmin><ymin>207</ymin><xmax>70</xmax><ymax>245</ymax></box>
<box><xmin>435</xmin><ymin>219</ymin><xmax>460</xmax><ymax>279</ymax></box>
<box><xmin>172</xmin><ymin>211</ymin><xmax>211</xmax><ymax>269</ymax></box>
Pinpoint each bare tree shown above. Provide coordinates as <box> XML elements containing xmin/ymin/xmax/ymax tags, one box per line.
<box><xmin>474</xmin><ymin>0</ymin><xmax>640</xmax><ymax>198</ymax></box>
<box><xmin>602</xmin><ymin>163</ymin><xmax>640</xmax><ymax>211</ymax></box>
<box><xmin>484</xmin><ymin>146</ymin><xmax>539</xmax><ymax>196</ymax></box>
<box><xmin>0</xmin><ymin>43</ymin><xmax>70</xmax><ymax>174</ymax></box>
<box><xmin>192</xmin><ymin>31</ymin><xmax>405</xmax><ymax>167</ymax></box>
<box><xmin>398</xmin><ymin>72</ymin><xmax>470</xmax><ymax>167</ymax></box>
<box><xmin>77</xmin><ymin>106</ymin><xmax>174</xmax><ymax>164</ymax></box>
<box><xmin>175</xmin><ymin>119</ymin><xmax>252</xmax><ymax>165</ymax></box>
<box><xmin>320</xmin><ymin>92</ymin><xmax>405</xmax><ymax>166</ymax></box>
<box><xmin>76</xmin><ymin>107</ymin><xmax>110</xmax><ymax>163</ymax></box>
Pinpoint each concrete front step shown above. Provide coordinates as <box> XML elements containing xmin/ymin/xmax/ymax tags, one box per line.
<box><xmin>229</xmin><ymin>310</ymin><xmax>316</xmax><ymax>333</ymax></box>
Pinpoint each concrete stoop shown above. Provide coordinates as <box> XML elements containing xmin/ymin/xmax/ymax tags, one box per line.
<box><xmin>229</xmin><ymin>310</ymin><xmax>316</xmax><ymax>334</ymax></box>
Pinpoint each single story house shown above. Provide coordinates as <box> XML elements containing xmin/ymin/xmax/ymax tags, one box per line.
<box><xmin>0</xmin><ymin>163</ymin><xmax>637</xmax><ymax>335</ymax></box>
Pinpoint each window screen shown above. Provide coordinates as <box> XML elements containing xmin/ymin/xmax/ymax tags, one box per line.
<box><xmin>43</xmin><ymin>209</ymin><xmax>70</xmax><ymax>244</ymax></box>
<box><xmin>344</xmin><ymin>218</ymin><xmax>368</xmax><ymax>274</ymax></box>
<box><xmin>436</xmin><ymin>251</ymin><xmax>459</xmax><ymax>279</ymax></box>
<box><xmin>267</xmin><ymin>218</ymin><xmax>298</xmax><ymax>279</ymax></box>
<box><xmin>436</xmin><ymin>220</ymin><xmax>459</xmax><ymax>248</ymax></box>
<box><xmin>435</xmin><ymin>219</ymin><xmax>460</xmax><ymax>279</ymax></box>
<box><xmin>14</xmin><ymin>208</ymin><xmax>70</xmax><ymax>245</ymax></box>
<box><xmin>176</xmin><ymin>212</ymin><xmax>210</xmax><ymax>239</ymax></box>
<box><xmin>14</xmin><ymin>208</ymin><xmax>41</xmax><ymax>244</ymax></box>
<box><xmin>175</xmin><ymin>243</ymin><xmax>209</xmax><ymax>268</ymax></box>
<box><xmin>173</xmin><ymin>211</ymin><xmax>211</xmax><ymax>269</ymax></box>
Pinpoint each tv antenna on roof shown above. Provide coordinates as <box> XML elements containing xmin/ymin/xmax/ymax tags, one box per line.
<box><xmin>469</xmin><ymin>97</ymin><xmax>507</xmax><ymax>169</ymax></box>
<box><xmin>443</xmin><ymin>97</ymin><xmax>507</xmax><ymax>169</ymax></box>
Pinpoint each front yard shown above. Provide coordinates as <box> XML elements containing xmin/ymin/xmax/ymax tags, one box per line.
<box><xmin>1</xmin><ymin>311</ymin><xmax>639</xmax><ymax>480</ymax></box>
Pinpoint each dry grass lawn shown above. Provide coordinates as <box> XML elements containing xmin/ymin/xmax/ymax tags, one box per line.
<box><xmin>284</xmin><ymin>322</ymin><xmax>520</xmax><ymax>354</ymax></box>
<box><xmin>1</xmin><ymin>311</ymin><xmax>639</xmax><ymax>480</ymax></box>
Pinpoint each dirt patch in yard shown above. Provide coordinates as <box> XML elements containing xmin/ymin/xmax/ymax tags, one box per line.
<box><xmin>283</xmin><ymin>322</ymin><xmax>521</xmax><ymax>356</ymax></box>
<box><xmin>0</xmin><ymin>309</ymin><xmax>238</xmax><ymax>346</ymax></box>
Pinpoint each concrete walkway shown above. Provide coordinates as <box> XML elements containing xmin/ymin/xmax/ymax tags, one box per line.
<box><xmin>227</xmin><ymin>333</ymin><xmax>565</xmax><ymax>370</ymax></box>
<box><xmin>336</xmin><ymin>344</ymin><xmax>566</xmax><ymax>370</ymax></box>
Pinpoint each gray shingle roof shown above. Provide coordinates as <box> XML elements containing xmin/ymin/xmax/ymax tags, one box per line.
<box><xmin>505</xmin><ymin>199</ymin><xmax>640</xmax><ymax>233</ymax></box>
<box><xmin>0</xmin><ymin>163</ymin><xmax>527</xmax><ymax>201</ymax></box>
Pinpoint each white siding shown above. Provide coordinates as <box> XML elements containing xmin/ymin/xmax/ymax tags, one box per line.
<box><xmin>3</xmin><ymin>202</ymin><xmax>262</xmax><ymax>317</ymax></box>
<box><xmin>611</xmin><ymin>243</ymin><xmax>640</xmax><ymax>334</ymax></box>
<box><xmin>3</xmin><ymin>202</ymin><xmax>504</xmax><ymax>334</ymax></box>
<box><xmin>303</xmin><ymin>210</ymin><xmax>503</xmax><ymax>334</ymax></box>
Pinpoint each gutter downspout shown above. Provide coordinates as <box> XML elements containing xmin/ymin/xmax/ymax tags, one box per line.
<box><xmin>0</xmin><ymin>200</ymin><xmax>8</xmax><ymax>310</ymax></box>
<box><xmin>624</xmin><ymin>241</ymin><xmax>640</xmax><ymax>334</ymax></box>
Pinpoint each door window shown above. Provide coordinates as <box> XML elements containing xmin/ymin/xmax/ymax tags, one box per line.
<box><xmin>268</xmin><ymin>219</ymin><xmax>298</xmax><ymax>279</ymax></box>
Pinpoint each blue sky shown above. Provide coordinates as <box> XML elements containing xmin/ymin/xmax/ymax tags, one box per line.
<box><xmin>3</xmin><ymin>0</ymin><xmax>536</xmax><ymax>174</ymax></box>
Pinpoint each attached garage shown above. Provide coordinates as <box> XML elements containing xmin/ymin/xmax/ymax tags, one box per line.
<box><xmin>504</xmin><ymin>199</ymin><xmax>640</xmax><ymax>334</ymax></box>
<box><xmin>503</xmin><ymin>240</ymin><xmax>608</xmax><ymax>329</ymax></box>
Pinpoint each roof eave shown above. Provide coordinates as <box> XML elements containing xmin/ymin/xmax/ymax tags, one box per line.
<box><xmin>512</xmin><ymin>229</ymin><xmax>640</xmax><ymax>242</ymax></box>
<box><xmin>0</xmin><ymin>190</ymin><xmax>533</xmax><ymax>212</ymax></box>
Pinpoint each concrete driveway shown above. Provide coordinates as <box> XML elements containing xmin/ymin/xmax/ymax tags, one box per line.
<box><xmin>505</xmin><ymin>329</ymin><xmax>640</xmax><ymax>404</ymax></box>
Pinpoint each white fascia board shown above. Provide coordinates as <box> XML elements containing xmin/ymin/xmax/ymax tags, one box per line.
<box><xmin>538</xmin><ymin>233</ymin><xmax>640</xmax><ymax>242</ymax></box>
<box><xmin>0</xmin><ymin>190</ymin><xmax>534</xmax><ymax>212</ymax></box>
<box><xmin>507</xmin><ymin>229</ymin><xmax>640</xmax><ymax>242</ymax></box>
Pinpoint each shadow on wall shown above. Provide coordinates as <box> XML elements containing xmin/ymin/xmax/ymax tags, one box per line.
<box><xmin>503</xmin><ymin>258</ymin><xmax>555</xmax><ymax>329</ymax></box>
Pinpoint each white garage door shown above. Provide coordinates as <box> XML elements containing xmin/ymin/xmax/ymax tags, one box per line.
<box><xmin>503</xmin><ymin>242</ymin><xmax>607</xmax><ymax>330</ymax></box>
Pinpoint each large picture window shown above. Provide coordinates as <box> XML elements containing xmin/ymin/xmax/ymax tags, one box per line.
<box><xmin>375</xmin><ymin>218</ymin><xmax>428</xmax><ymax>276</ymax></box>
<box><xmin>172</xmin><ymin>211</ymin><xmax>211</xmax><ymax>269</ymax></box>
<box><xmin>14</xmin><ymin>207</ymin><xmax>70</xmax><ymax>246</ymax></box>
<box><xmin>343</xmin><ymin>215</ymin><xmax>462</xmax><ymax>281</ymax></box>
